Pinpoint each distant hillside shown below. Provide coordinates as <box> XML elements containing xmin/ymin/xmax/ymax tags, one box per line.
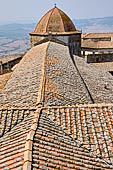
<box><xmin>0</xmin><ymin>23</ymin><xmax>36</xmax><ymax>58</ymax></box>
<box><xmin>0</xmin><ymin>16</ymin><xmax>113</xmax><ymax>57</ymax></box>
<box><xmin>0</xmin><ymin>23</ymin><xmax>36</xmax><ymax>39</ymax></box>
<box><xmin>73</xmin><ymin>16</ymin><xmax>113</xmax><ymax>33</ymax></box>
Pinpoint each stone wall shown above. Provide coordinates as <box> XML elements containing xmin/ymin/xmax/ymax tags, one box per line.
<box><xmin>30</xmin><ymin>34</ymin><xmax>81</xmax><ymax>56</ymax></box>
<box><xmin>86</xmin><ymin>53</ymin><xmax>113</xmax><ymax>63</ymax></box>
<box><xmin>30</xmin><ymin>35</ymin><xmax>44</xmax><ymax>48</ymax></box>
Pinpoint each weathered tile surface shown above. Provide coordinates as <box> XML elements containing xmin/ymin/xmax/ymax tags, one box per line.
<box><xmin>75</xmin><ymin>55</ymin><xmax>113</xmax><ymax>103</ymax></box>
<box><xmin>44</xmin><ymin>104</ymin><xmax>113</xmax><ymax>164</ymax></box>
<box><xmin>0</xmin><ymin>42</ymin><xmax>49</xmax><ymax>107</ymax></box>
<box><xmin>44</xmin><ymin>42</ymin><xmax>92</xmax><ymax>106</ymax></box>
<box><xmin>32</xmin><ymin>112</ymin><xmax>113</xmax><ymax>170</ymax></box>
<box><xmin>0</xmin><ymin>112</ymin><xmax>34</xmax><ymax>170</ymax></box>
<box><xmin>0</xmin><ymin>72</ymin><xmax>12</xmax><ymax>92</ymax></box>
<box><xmin>0</xmin><ymin>41</ymin><xmax>113</xmax><ymax>169</ymax></box>
<box><xmin>0</xmin><ymin>108</ymin><xmax>36</xmax><ymax>137</ymax></box>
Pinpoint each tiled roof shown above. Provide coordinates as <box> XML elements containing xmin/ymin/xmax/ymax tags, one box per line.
<box><xmin>0</xmin><ymin>111</ymin><xmax>35</xmax><ymax>170</ymax></box>
<box><xmin>74</xmin><ymin>55</ymin><xmax>113</xmax><ymax>103</ymax></box>
<box><xmin>0</xmin><ymin>41</ymin><xmax>92</xmax><ymax>107</ymax></box>
<box><xmin>0</xmin><ymin>42</ymin><xmax>49</xmax><ymax>107</ymax></box>
<box><xmin>0</xmin><ymin>72</ymin><xmax>12</xmax><ymax>92</ymax></box>
<box><xmin>43</xmin><ymin>104</ymin><xmax>113</xmax><ymax>164</ymax></box>
<box><xmin>44</xmin><ymin>42</ymin><xmax>92</xmax><ymax>106</ymax></box>
<box><xmin>0</xmin><ymin>106</ymin><xmax>113</xmax><ymax>169</ymax></box>
<box><xmin>32</xmin><ymin>111</ymin><xmax>113</xmax><ymax>169</ymax></box>
<box><xmin>0</xmin><ymin>55</ymin><xmax>22</xmax><ymax>65</ymax></box>
<box><xmin>83</xmin><ymin>33</ymin><xmax>113</xmax><ymax>39</ymax></box>
<box><xmin>82</xmin><ymin>39</ymin><xmax>113</xmax><ymax>49</ymax></box>
<box><xmin>0</xmin><ymin>108</ymin><xmax>36</xmax><ymax>137</ymax></box>
<box><xmin>0</xmin><ymin>40</ymin><xmax>113</xmax><ymax>169</ymax></box>
<box><xmin>31</xmin><ymin>7</ymin><xmax>76</xmax><ymax>35</ymax></box>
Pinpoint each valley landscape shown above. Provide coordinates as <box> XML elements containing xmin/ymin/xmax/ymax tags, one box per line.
<box><xmin>0</xmin><ymin>16</ymin><xmax>113</xmax><ymax>58</ymax></box>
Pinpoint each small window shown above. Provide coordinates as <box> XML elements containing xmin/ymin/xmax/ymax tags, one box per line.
<box><xmin>96</xmin><ymin>58</ymin><xmax>99</xmax><ymax>62</ymax></box>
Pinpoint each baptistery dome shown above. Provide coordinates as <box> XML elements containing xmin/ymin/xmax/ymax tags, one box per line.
<box><xmin>33</xmin><ymin>7</ymin><xmax>76</xmax><ymax>34</ymax></box>
<box><xmin>30</xmin><ymin>6</ymin><xmax>81</xmax><ymax>56</ymax></box>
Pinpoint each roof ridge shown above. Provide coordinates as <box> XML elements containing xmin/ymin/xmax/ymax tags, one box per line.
<box><xmin>23</xmin><ymin>108</ymin><xmax>42</xmax><ymax>169</ymax></box>
<box><xmin>42</xmin><ymin>103</ymin><xmax>113</xmax><ymax>109</ymax></box>
<box><xmin>46</xmin><ymin>8</ymin><xmax>55</xmax><ymax>33</ymax></box>
<box><xmin>36</xmin><ymin>42</ymin><xmax>50</xmax><ymax>107</ymax></box>
<box><xmin>55</xmin><ymin>7</ymin><xmax>65</xmax><ymax>32</ymax></box>
<box><xmin>34</xmin><ymin>8</ymin><xmax>53</xmax><ymax>33</ymax></box>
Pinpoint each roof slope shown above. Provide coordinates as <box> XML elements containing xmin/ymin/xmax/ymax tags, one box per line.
<box><xmin>33</xmin><ymin>7</ymin><xmax>76</xmax><ymax>34</ymax></box>
<box><xmin>32</xmin><ymin>112</ymin><xmax>113</xmax><ymax>169</ymax></box>
<box><xmin>0</xmin><ymin>106</ymin><xmax>113</xmax><ymax>169</ymax></box>
<box><xmin>0</xmin><ymin>42</ymin><xmax>49</xmax><ymax>108</ymax></box>
<box><xmin>0</xmin><ymin>72</ymin><xmax>12</xmax><ymax>93</ymax></box>
<box><xmin>44</xmin><ymin>104</ymin><xmax>113</xmax><ymax>164</ymax></box>
<box><xmin>74</xmin><ymin>55</ymin><xmax>113</xmax><ymax>103</ymax></box>
<box><xmin>0</xmin><ymin>41</ymin><xmax>92</xmax><ymax>107</ymax></box>
<box><xmin>82</xmin><ymin>39</ymin><xmax>113</xmax><ymax>49</ymax></box>
<box><xmin>0</xmin><ymin>112</ymin><xmax>34</xmax><ymax>170</ymax></box>
<box><xmin>44</xmin><ymin>42</ymin><xmax>92</xmax><ymax>106</ymax></box>
<box><xmin>83</xmin><ymin>33</ymin><xmax>113</xmax><ymax>39</ymax></box>
<box><xmin>0</xmin><ymin>108</ymin><xmax>36</xmax><ymax>137</ymax></box>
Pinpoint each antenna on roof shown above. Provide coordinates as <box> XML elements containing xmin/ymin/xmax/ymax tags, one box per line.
<box><xmin>54</xmin><ymin>3</ymin><xmax>57</xmax><ymax>8</ymax></box>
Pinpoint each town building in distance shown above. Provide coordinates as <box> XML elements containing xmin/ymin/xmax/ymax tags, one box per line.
<box><xmin>82</xmin><ymin>33</ymin><xmax>113</xmax><ymax>62</ymax></box>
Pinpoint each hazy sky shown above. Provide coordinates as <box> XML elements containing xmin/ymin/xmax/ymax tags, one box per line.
<box><xmin>0</xmin><ymin>0</ymin><xmax>113</xmax><ymax>24</ymax></box>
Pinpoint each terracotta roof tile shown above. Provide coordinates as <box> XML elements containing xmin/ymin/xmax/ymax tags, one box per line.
<box><xmin>0</xmin><ymin>41</ymin><xmax>94</xmax><ymax>109</ymax></box>
<box><xmin>1</xmin><ymin>55</ymin><xmax>22</xmax><ymax>65</ymax></box>
<box><xmin>82</xmin><ymin>33</ymin><xmax>113</xmax><ymax>49</ymax></box>
<box><xmin>0</xmin><ymin>112</ymin><xmax>34</xmax><ymax>170</ymax></box>
<box><xmin>32</xmin><ymin>7</ymin><xmax>76</xmax><ymax>35</ymax></box>
<box><xmin>44</xmin><ymin>42</ymin><xmax>92</xmax><ymax>106</ymax></box>
<box><xmin>0</xmin><ymin>73</ymin><xmax>12</xmax><ymax>92</ymax></box>
<box><xmin>0</xmin><ymin>42</ymin><xmax>49</xmax><ymax>107</ymax></box>
<box><xmin>0</xmin><ymin>108</ymin><xmax>36</xmax><ymax>137</ymax></box>
<box><xmin>74</xmin><ymin>55</ymin><xmax>113</xmax><ymax>103</ymax></box>
<box><xmin>43</xmin><ymin>104</ymin><xmax>113</xmax><ymax>164</ymax></box>
<box><xmin>32</xmin><ymin>112</ymin><xmax>113</xmax><ymax>169</ymax></box>
<box><xmin>82</xmin><ymin>39</ymin><xmax>113</xmax><ymax>49</ymax></box>
<box><xmin>83</xmin><ymin>33</ymin><xmax>113</xmax><ymax>39</ymax></box>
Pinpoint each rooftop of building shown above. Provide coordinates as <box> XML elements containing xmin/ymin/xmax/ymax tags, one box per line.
<box><xmin>0</xmin><ymin>41</ymin><xmax>92</xmax><ymax>108</ymax></box>
<box><xmin>30</xmin><ymin>7</ymin><xmax>81</xmax><ymax>36</ymax></box>
<box><xmin>0</xmin><ymin>105</ymin><xmax>113</xmax><ymax>169</ymax></box>
<box><xmin>82</xmin><ymin>33</ymin><xmax>113</xmax><ymax>49</ymax></box>
<box><xmin>0</xmin><ymin>39</ymin><xmax>113</xmax><ymax>169</ymax></box>
<box><xmin>83</xmin><ymin>33</ymin><xmax>113</xmax><ymax>39</ymax></box>
<box><xmin>0</xmin><ymin>54</ymin><xmax>23</xmax><ymax>65</ymax></box>
<box><xmin>74</xmin><ymin>55</ymin><xmax>113</xmax><ymax>103</ymax></box>
<box><xmin>82</xmin><ymin>39</ymin><xmax>113</xmax><ymax>49</ymax></box>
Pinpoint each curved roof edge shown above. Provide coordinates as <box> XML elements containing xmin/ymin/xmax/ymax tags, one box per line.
<box><xmin>30</xmin><ymin>30</ymin><xmax>82</xmax><ymax>36</ymax></box>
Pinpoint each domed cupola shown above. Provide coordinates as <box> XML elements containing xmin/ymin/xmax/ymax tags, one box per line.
<box><xmin>34</xmin><ymin>6</ymin><xmax>76</xmax><ymax>34</ymax></box>
<box><xmin>30</xmin><ymin>6</ymin><xmax>81</xmax><ymax>56</ymax></box>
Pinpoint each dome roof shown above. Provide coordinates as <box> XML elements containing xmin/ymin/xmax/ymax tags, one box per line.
<box><xmin>33</xmin><ymin>7</ymin><xmax>76</xmax><ymax>34</ymax></box>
